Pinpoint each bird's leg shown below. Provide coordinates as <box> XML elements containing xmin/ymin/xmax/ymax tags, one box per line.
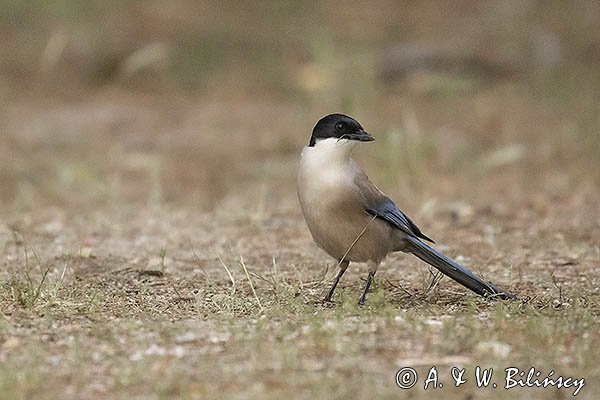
<box><xmin>358</xmin><ymin>262</ymin><xmax>378</xmax><ymax>305</ymax></box>
<box><xmin>324</xmin><ymin>260</ymin><xmax>349</xmax><ymax>302</ymax></box>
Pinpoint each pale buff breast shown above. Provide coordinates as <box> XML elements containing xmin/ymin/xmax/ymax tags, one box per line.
<box><xmin>297</xmin><ymin>141</ymin><xmax>394</xmax><ymax>263</ymax></box>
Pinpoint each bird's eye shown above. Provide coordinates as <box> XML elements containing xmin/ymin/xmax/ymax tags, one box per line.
<box><xmin>334</xmin><ymin>122</ymin><xmax>347</xmax><ymax>133</ymax></box>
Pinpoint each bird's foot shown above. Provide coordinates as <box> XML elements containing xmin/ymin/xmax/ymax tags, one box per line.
<box><xmin>322</xmin><ymin>295</ymin><xmax>334</xmax><ymax>303</ymax></box>
<box><xmin>357</xmin><ymin>271</ymin><xmax>375</xmax><ymax>306</ymax></box>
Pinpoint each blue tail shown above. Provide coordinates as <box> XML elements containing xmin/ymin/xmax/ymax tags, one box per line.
<box><xmin>406</xmin><ymin>236</ymin><xmax>515</xmax><ymax>300</ymax></box>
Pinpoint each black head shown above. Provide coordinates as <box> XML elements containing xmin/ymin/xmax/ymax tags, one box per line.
<box><xmin>309</xmin><ymin>114</ymin><xmax>375</xmax><ymax>147</ymax></box>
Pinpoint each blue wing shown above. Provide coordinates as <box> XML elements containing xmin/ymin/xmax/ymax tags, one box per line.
<box><xmin>366</xmin><ymin>197</ymin><xmax>434</xmax><ymax>243</ymax></box>
<box><xmin>349</xmin><ymin>159</ymin><xmax>434</xmax><ymax>243</ymax></box>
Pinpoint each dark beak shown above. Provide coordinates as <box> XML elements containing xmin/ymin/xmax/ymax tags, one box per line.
<box><xmin>342</xmin><ymin>130</ymin><xmax>375</xmax><ymax>142</ymax></box>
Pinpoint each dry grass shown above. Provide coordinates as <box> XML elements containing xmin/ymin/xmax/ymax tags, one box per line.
<box><xmin>1</xmin><ymin>1</ymin><xmax>600</xmax><ymax>399</ymax></box>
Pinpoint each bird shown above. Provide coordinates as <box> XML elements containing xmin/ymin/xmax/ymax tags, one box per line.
<box><xmin>297</xmin><ymin>113</ymin><xmax>515</xmax><ymax>305</ymax></box>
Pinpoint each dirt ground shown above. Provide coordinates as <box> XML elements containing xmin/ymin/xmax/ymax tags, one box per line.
<box><xmin>1</xmin><ymin>2</ymin><xmax>599</xmax><ymax>399</ymax></box>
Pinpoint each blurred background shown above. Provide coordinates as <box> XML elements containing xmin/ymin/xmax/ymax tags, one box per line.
<box><xmin>1</xmin><ymin>4</ymin><xmax>599</xmax><ymax>398</ymax></box>
<box><xmin>1</xmin><ymin>0</ymin><xmax>599</xmax><ymax>219</ymax></box>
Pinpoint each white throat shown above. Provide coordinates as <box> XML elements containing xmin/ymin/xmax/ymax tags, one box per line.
<box><xmin>298</xmin><ymin>138</ymin><xmax>359</xmax><ymax>194</ymax></box>
<box><xmin>301</xmin><ymin>138</ymin><xmax>357</xmax><ymax>168</ymax></box>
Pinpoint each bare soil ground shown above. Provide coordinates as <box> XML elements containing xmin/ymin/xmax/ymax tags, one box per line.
<box><xmin>1</xmin><ymin>2</ymin><xmax>599</xmax><ymax>399</ymax></box>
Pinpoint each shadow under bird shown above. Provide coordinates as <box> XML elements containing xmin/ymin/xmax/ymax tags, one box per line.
<box><xmin>297</xmin><ymin>113</ymin><xmax>515</xmax><ymax>305</ymax></box>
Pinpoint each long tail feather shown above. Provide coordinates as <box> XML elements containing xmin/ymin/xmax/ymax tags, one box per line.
<box><xmin>405</xmin><ymin>236</ymin><xmax>516</xmax><ymax>300</ymax></box>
